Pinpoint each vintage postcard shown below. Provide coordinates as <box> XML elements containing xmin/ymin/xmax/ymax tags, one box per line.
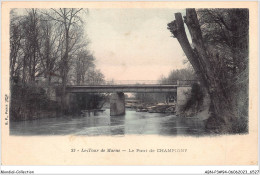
<box><xmin>1</xmin><ymin>1</ymin><xmax>258</xmax><ymax>166</ymax></box>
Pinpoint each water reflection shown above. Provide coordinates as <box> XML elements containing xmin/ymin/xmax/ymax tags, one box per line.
<box><xmin>10</xmin><ymin>109</ymin><xmax>206</xmax><ymax>136</ymax></box>
<box><xmin>110</xmin><ymin>115</ymin><xmax>125</xmax><ymax>136</ymax></box>
<box><xmin>159</xmin><ymin>116</ymin><xmax>206</xmax><ymax>136</ymax></box>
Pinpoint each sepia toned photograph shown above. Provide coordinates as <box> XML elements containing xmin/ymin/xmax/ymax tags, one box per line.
<box><xmin>9</xmin><ymin>7</ymin><xmax>249</xmax><ymax>136</ymax></box>
<box><xmin>1</xmin><ymin>1</ymin><xmax>258</xmax><ymax>167</ymax></box>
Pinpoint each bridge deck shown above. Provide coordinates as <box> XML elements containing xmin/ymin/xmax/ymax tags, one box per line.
<box><xmin>65</xmin><ymin>84</ymin><xmax>189</xmax><ymax>93</ymax></box>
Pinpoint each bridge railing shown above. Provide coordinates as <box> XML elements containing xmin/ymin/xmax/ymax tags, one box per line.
<box><xmin>104</xmin><ymin>80</ymin><xmax>172</xmax><ymax>85</ymax></box>
<box><xmin>177</xmin><ymin>80</ymin><xmax>199</xmax><ymax>86</ymax></box>
<box><xmin>73</xmin><ymin>80</ymin><xmax>199</xmax><ymax>86</ymax></box>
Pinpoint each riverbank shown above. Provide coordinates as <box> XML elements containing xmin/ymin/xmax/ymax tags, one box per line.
<box><xmin>10</xmin><ymin>84</ymin><xmax>61</xmax><ymax>121</ymax></box>
<box><xmin>176</xmin><ymin>92</ymin><xmax>211</xmax><ymax>121</ymax></box>
<box><xmin>126</xmin><ymin>101</ymin><xmax>176</xmax><ymax>114</ymax></box>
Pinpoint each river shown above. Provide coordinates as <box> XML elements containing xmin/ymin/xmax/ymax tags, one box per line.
<box><xmin>10</xmin><ymin>109</ymin><xmax>207</xmax><ymax>136</ymax></box>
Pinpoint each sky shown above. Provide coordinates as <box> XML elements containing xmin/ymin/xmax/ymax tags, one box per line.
<box><xmin>84</xmin><ymin>9</ymin><xmax>188</xmax><ymax>81</ymax></box>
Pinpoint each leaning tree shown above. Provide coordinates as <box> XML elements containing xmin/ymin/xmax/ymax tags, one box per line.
<box><xmin>167</xmin><ymin>8</ymin><xmax>249</xmax><ymax>133</ymax></box>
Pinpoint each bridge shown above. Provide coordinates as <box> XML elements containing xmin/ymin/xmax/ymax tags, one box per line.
<box><xmin>66</xmin><ymin>80</ymin><xmax>196</xmax><ymax>93</ymax></box>
<box><xmin>66</xmin><ymin>84</ymin><xmax>179</xmax><ymax>93</ymax></box>
<box><xmin>64</xmin><ymin>80</ymin><xmax>198</xmax><ymax>116</ymax></box>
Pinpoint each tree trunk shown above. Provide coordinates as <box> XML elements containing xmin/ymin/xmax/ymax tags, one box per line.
<box><xmin>168</xmin><ymin>9</ymin><xmax>236</xmax><ymax>132</ymax></box>
<box><xmin>31</xmin><ymin>47</ymin><xmax>36</xmax><ymax>82</ymax></box>
<box><xmin>61</xmin><ymin>30</ymin><xmax>69</xmax><ymax>114</ymax></box>
<box><xmin>22</xmin><ymin>55</ymin><xmax>27</xmax><ymax>84</ymax></box>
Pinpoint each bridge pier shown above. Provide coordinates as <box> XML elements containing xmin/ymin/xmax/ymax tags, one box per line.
<box><xmin>110</xmin><ymin>92</ymin><xmax>125</xmax><ymax>116</ymax></box>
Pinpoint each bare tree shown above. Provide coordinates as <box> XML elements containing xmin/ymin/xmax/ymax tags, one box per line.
<box><xmin>74</xmin><ymin>50</ymin><xmax>95</xmax><ymax>85</ymax></box>
<box><xmin>46</xmin><ymin>8</ymin><xmax>85</xmax><ymax>112</ymax></box>
<box><xmin>10</xmin><ymin>9</ymin><xmax>23</xmax><ymax>81</ymax></box>
<box><xmin>23</xmin><ymin>9</ymin><xmax>41</xmax><ymax>83</ymax></box>
<box><xmin>86</xmin><ymin>69</ymin><xmax>105</xmax><ymax>85</ymax></box>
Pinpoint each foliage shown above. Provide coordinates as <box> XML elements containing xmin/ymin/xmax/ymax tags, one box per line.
<box><xmin>10</xmin><ymin>84</ymin><xmax>60</xmax><ymax>121</ymax></box>
<box><xmin>135</xmin><ymin>68</ymin><xmax>196</xmax><ymax>103</ymax></box>
<box><xmin>160</xmin><ymin>68</ymin><xmax>196</xmax><ymax>83</ymax></box>
<box><xmin>75</xmin><ymin>94</ymin><xmax>108</xmax><ymax>110</ymax></box>
<box><xmin>197</xmin><ymin>8</ymin><xmax>249</xmax><ymax>81</ymax></box>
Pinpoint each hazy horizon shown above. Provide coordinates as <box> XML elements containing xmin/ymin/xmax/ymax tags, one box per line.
<box><xmin>85</xmin><ymin>9</ymin><xmax>189</xmax><ymax>81</ymax></box>
<box><xmin>13</xmin><ymin>8</ymin><xmax>190</xmax><ymax>82</ymax></box>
